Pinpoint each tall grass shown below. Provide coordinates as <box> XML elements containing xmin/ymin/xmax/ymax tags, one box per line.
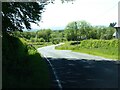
<box><xmin>3</xmin><ymin>33</ymin><xmax>50</xmax><ymax>88</ymax></box>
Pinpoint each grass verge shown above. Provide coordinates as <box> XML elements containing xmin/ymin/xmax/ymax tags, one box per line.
<box><xmin>55</xmin><ymin>40</ymin><xmax>118</xmax><ymax>60</ymax></box>
<box><xmin>73</xmin><ymin>48</ymin><xmax>117</xmax><ymax>60</ymax></box>
<box><xmin>3</xmin><ymin>33</ymin><xmax>50</xmax><ymax>88</ymax></box>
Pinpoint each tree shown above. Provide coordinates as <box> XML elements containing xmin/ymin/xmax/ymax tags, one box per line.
<box><xmin>2</xmin><ymin>2</ymin><xmax>45</xmax><ymax>32</ymax></box>
<box><xmin>37</xmin><ymin>29</ymin><xmax>52</xmax><ymax>42</ymax></box>
<box><xmin>64</xmin><ymin>21</ymin><xmax>78</xmax><ymax>41</ymax></box>
<box><xmin>92</xmin><ymin>25</ymin><xmax>115</xmax><ymax>40</ymax></box>
<box><xmin>64</xmin><ymin>20</ymin><xmax>92</xmax><ymax>41</ymax></box>
<box><xmin>87</xmin><ymin>27</ymin><xmax>97</xmax><ymax>39</ymax></box>
<box><xmin>109</xmin><ymin>22</ymin><xmax>117</xmax><ymax>27</ymax></box>
<box><xmin>2</xmin><ymin>0</ymin><xmax>75</xmax><ymax>33</ymax></box>
<box><xmin>77</xmin><ymin>20</ymin><xmax>92</xmax><ymax>39</ymax></box>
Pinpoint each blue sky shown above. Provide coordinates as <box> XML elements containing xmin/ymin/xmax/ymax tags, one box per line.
<box><xmin>30</xmin><ymin>0</ymin><xmax>120</xmax><ymax>30</ymax></box>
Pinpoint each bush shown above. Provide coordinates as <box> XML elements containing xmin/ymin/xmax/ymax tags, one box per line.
<box><xmin>38</xmin><ymin>38</ymin><xmax>45</xmax><ymax>42</ymax></box>
<box><xmin>51</xmin><ymin>39</ymin><xmax>60</xmax><ymax>44</ymax></box>
<box><xmin>30</xmin><ymin>37</ymin><xmax>36</xmax><ymax>42</ymax></box>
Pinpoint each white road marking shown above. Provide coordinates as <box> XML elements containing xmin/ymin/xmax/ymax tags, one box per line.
<box><xmin>43</xmin><ymin>55</ymin><xmax>62</xmax><ymax>89</ymax></box>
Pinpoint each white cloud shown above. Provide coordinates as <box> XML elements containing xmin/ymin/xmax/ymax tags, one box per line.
<box><xmin>31</xmin><ymin>0</ymin><xmax>119</xmax><ymax>29</ymax></box>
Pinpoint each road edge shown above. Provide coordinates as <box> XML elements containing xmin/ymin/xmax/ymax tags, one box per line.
<box><xmin>41</xmin><ymin>54</ymin><xmax>62</xmax><ymax>89</ymax></box>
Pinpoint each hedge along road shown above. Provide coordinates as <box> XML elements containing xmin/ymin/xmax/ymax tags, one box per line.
<box><xmin>37</xmin><ymin>43</ymin><xmax>119</xmax><ymax>89</ymax></box>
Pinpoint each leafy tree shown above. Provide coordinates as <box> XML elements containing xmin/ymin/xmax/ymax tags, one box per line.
<box><xmin>64</xmin><ymin>20</ymin><xmax>92</xmax><ymax>41</ymax></box>
<box><xmin>109</xmin><ymin>22</ymin><xmax>117</xmax><ymax>27</ymax></box>
<box><xmin>2</xmin><ymin>2</ymin><xmax>45</xmax><ymax>32</ymax></box>
<box><xmin>2</xmin><ymin>0</ymin><xmax>75</xmax><ymax>33</ymax></box>
<box><xmin>64</xmin><ymin>20</ymin><xmax>115</xmax><ymax>40</ymax></box>
<box><xmin>77</xmin><ymin>20</ymin><xmax>92</xmax><ymax>39</ymax></box>
<box><xmin>87</xmin><ymin>27</ymin><xmax>97</xmax><ymax>39</ymax></box>
<box><xmin>93</xmin><ymin>26</ymin><xmax>115</xmax><ymax>40</ymax></box>
<box><xmin>45</xmin><ymin>29</ymin><xmax>52</xmax><ymax>42</ymax></box>
<box><xmin>37</xmin><ymin>29</ymin><xmax>52</xmax><ymax>42</ymax></box>
<box><xmin>65</xmin><ymin>21</ymin><xmax>78</xmax><ymax>41</ymax></box>
<box><xmin>38</xmin><ymin>38</ymin><xmax>45</xmax><ymax>42</ymax></box>
<box><xmin>104</xmin><ymin>27</ymin><xmax>115</xmax><ymax>40</ymax></box>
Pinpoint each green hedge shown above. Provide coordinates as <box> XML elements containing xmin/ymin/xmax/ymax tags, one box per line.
<box><xmin>78</xmin><ymin>39</ymin><xmax>118</xmax><ymax>59</ymax></box>
<box><xmin>56</xmin><ymin>40</ymin><xmax>118</xmax><ymax>59</ymax></box>
<box><xmin>80</xmin><ymin>39</ymin><xmax>118</xmax><ymax>49</ymax></box>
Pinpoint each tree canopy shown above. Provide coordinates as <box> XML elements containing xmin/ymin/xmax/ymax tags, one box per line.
<box><xmin>109</xmin><ymin>22</ymin><xmax>117</xmax><ymax>27</ymax></box>
<box><xmin>2</xmin><ymin>0</ymin><xmax>75</xmax><ymax>32</ymax></box>
<box><xmin>64</xmin><ymin>20</ymin><xmax>92</xmax><ymax>40</ymax></box>
<box><xmin>2</xmin><ymin>2</ymin><xmax>45</xmax><ymax>32</ymax></box>
<box><xmin>64</xmin><ymin>20</ymin><xmax>115</xmax><ymax>40</ymax></box>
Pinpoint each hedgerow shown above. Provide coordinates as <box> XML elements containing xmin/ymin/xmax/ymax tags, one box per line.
<box><xmin>80</xmin><ymin>39</ymin><xmax>118</xmax><ymax>49</ymax></box>
<box><xmin>56</xmin><ymin>40</ymin><xmax>118</xmax><ymax>59</ymax></box>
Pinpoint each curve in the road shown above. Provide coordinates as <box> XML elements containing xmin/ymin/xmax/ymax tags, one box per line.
<box><xmin>37</xmin><ymin>44</ymin><xmax>119</xmax><ymax>89</ymax></box>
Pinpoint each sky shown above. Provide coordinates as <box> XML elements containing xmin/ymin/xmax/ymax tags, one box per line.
<box><xmin>30</xmin><ymin>0</ymin><xmax>120</xmax><ymax>30</ymax></box>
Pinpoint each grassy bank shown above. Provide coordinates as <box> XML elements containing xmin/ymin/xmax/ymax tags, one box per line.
<box><xmin>55</xmin><ymin>40</ymin><xmax>118</xmax><ymax>60</ymax></box>
<box><xmin>3</xmin><ymin>33</ymin><xmax>50</xmax><ymax>88</ymax></box>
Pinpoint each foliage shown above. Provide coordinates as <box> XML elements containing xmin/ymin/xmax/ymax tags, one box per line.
<box><xmin>30</xmin><ymin>37</ymin><xmax>36</xmax><ymax>42</ymax></box>
<box><xmin>12</xmin><ymin>20</ymin><xmax>116</xmax><ymax>46</ymax></box>
<box><xmin>2</xmin><ymin>0</ymin><xmax>75</xmax><ymax>32</ymax></box>
<box><xmin>56</xmin><ymin>40</ymin><xmax>118</xmax><ymax>60</ymax></box>
<box><xmin>2</xmin><ymin>33</ymin><xmax>50</xmax><ymax>88</ymax></box>
<box><xmin>2</xmin><ymin>2</ymin><xmax>46</xmax><ymax>32</ymax></box>
<box><xmin>64</xmin><ymin>20</ymin><xmax>116</xmax><ymax>41</ymax></box>
<box><xmin>37</xmin><ymin>29</ymin><xmax>52</xmax><ymax>42</ymax></box>
<box><xmin>109</xmin><ymin>22</ymin><xmax>117</xmax><ymax>27</ymax></box>
<box><xmin>13</xmin><ymin>29</ymin><xmax>65</xmax><ymax>45</ymax></box>
<box><xmin>37</xmin><ymin>38</ymin><xmax>45</xmax><ymax>42</ymax></box>
<box><xmin>80</xmin><ymin>39</ymin><xmax>118</xmax><ymax>49</ymax></box>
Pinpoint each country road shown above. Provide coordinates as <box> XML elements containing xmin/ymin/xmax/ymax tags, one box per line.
<box><xmin>37</xmin><ymin>44</ymin><xmax>119</xmax><ymax>88</ymax></box>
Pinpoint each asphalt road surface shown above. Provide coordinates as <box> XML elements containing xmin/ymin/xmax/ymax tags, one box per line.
<box><xmin>37</xmin><ymin>44</ymin><xmax>119</xmax><ymax>89</ymax></box>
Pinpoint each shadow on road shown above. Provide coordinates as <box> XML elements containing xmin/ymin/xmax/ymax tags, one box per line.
<box><xmin>44</xmin><ymin>57</ymin><xmax>119</xmax><ymax>89</ymax></box>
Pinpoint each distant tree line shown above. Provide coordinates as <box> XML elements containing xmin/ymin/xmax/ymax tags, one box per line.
<box><xmin>64</xmin><ymin>20</ymin><xmax>116</xmax><ymax>41</ymax></box>
<box><xmin>13</xmin><ymin>29</ymin><xmax>66</xmax><ymax>44</ymax></box>
<box><xmin>14</xmin><ymin>20</ymin><xmax>116</xmax><ymax>45</ymax></box>
<box><xmin>2</xmin><ymin>1</ymin><xmax>115</xmax><ymax>42</ymax></box>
